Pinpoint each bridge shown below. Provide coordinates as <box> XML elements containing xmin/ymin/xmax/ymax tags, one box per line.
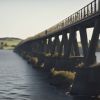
<box><xmin>15</xmin><ymin>0</ymin><xmax>100</xmax><ymax>97</ymax></box>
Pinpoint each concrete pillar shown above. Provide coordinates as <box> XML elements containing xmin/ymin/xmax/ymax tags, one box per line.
<box><xmin>73</xmin><ymin>32</ymin><xmax>80</xmax><ymax>56</ymax></box>
<box><xmin>25</xmin><ymin>42</ymin><xmax>33</xmax><ymax>53</ymax></box>
<box><xmin>71</xmin><ymin>18</ymin><xmax>100</xmax><ymax>96</ymax></box>
<box><xmin>58</xmin><ymin>35</ymin><xmax>64</xmax><ymax>56</ymax></box>
<box><xmin>66</xmin><ymin>28</ymin><xmax>79</xmax><ymax>57</ymax></box>
<box><xmin>63</xmin><ymin>33</ymin><xmax>69</xmax><ymax>57</ymax></box>
<box><xmin>85</xmin><ymin>18</ymin><xmax>100</xmax><ymax>66</ymax></box>
<box><xmin>48</xmin><ymin>37</ymin><xmax>52</xmax><ymax>54</ymax></box>
<box><xmin>59</xmin><ymin>33</ymin><xmax>69</xmax><ymax>56</ymax></box>
<box><xmin>31</xmin><ymin>41</ymin><xmax>36</xmax><ymax>54</ymax></box>
<box><xmin>34</xmin><ymin>41</ymin><xmax>40</xmax><ymax>53</ymax></box>
<box><xmin>54</xmin><ymin>35</ymin><xmax>61</xmax><ymax>56</ymax></box>
<box><xmin>98</xmin><ymin>0</ymin><xmax>100</xmax><ymax>11</ymax></box>
<box><xmin>43</xmin><ymin>39</ymin><xmax>48</xmax><ymax>54</ymax></box>
<box><xmin>51</xmin><ymin>37</ymin><xmax>56</xmax><ymax>55</ymax></box>
<box><xmin>79</xmin><ymin>26</ymin><xmax>88</xmax><ymax>57</ymax></box>
<box><xmin>31</xmin><ymin>40</ymin><xmax>45</xmax><ymax>54</ymax></box>
<box><xmin>32</xmin><ymin>41</ymin><xmax>38</xmax><ymax>53</ymax></box>
<box><xmin>39</xmin><ymin>40</ymin><xmax>45</xmax><ymax>53</ymax></box>
<box><xmin>70</xmin><ymin>44</ymin><xmax>75</xmax><ymax>56</ymax></box>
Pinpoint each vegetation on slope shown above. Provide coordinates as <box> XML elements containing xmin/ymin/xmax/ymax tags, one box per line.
<box><xmin>0</xmin><ymin>37</ymin><xmax>22</xmax><ymax>50</ymax></box>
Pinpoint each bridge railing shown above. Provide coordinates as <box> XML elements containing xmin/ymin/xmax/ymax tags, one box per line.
<box><xmin>46</xmin><ymin>0</ymin><xmax>99</xmax><ymax>35</ymax></box>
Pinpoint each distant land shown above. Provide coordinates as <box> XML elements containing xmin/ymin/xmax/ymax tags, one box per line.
<box><xmin>0</xmin><ymin>37</ymin><xmax>22</xmax><ymax>50</ymax></box>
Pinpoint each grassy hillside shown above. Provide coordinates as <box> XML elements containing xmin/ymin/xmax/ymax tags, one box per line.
<box><xmin>0</xmin><ymin>37</ymin><xmax>22</xmax><ymax>50</ymax></box>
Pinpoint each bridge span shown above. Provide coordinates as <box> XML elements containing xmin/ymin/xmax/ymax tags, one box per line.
<box><xmin>15</xmin><ymin>0</ymin><xmax>100</xmax><ymax>98</ymax></box>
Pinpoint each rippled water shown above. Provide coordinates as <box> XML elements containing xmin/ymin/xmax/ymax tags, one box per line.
<box><xmin>0</xmin><ymin>50</ymin><xmax>69</xmax><ymax>100</ymax></box>
<box><xmin>0</xmin><ymin>50</ymin><xmax>99</xmax><ymax>100</ymax></box>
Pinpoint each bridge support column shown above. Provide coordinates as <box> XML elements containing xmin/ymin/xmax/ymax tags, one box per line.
<box><xmin>40</xmin><ymin>39</ymin><xmax>48</xmax><ymax>54</ymax></box>
<box><xmin>65</xmin><ymin>31</ymin><xmax>73</xmax><ymax>57</ymax></box>
<box><xmin>85</xmin><ymin>18</ymin><xmax>100</xmax><ymax>66</ymax></box>
<box><xmin>73</xmin><ymin>32</ymin><xmax>80</xmax><ymax>56</ymax></box>
<box><xmin>48</xmin><ymin>37</ymin><xmax>52</xmax><ymax>55</ymax></box>
<box><xmin>71</xmin><ymin>18</ymin><xmax>100</xmax><ymax>96</ymax></box>
<box><xmin>58</xmin><ymin>35</ymin><xmax>64</xmax><ymax>56</ymax></box>
<box><xmin>30</xmin><ymin>42</ymin><xmax>37</xmax><ymax>54</ymax></box>
<box><xmin>50</xmin><ymin>37</ymin><xmax>57</xmax><ymax>56</ymax></box>
<box><xmin>99</xmin><ymin>0</ymin><xmax>100</xmax><ymax>11</ymax></box>
<box><xmin>58</xmin><ymin>33</ymin><xmax>68</xmax><ymax>56</ymax></box>
<box><xmin>34</xmin><ymin>41</ymin><xmax>41</xmax><ymax>53</ymax></box>
<box><xmin>40</xmin><ymin>40</ymin><xmax>45</xmax><ymax>53</ymax></box>
<box><xmin>65</xmin><ymin>29</ymin><xmax>80</xmax><ymax>57</ymax></box>
<box><xmin>53</xmin><ymin>35</ymin><xmax>61</xmax><ymax>56</ymax></box>
<box><xmin>58</xmin><ymin>33</ymin><xmax>69</xmax><ymax>56</ymax></box>
<box><xmin>79</xmin><ymin>26</ymin><xmax>88</xmax><ymax>57</ymax></box>
<box><xmin>32</xmin><ymin>41</ymin><xmax>38</xmax><ymax>53</ymax></box>
<box><xmin>63</xmin><ymin>33</ymin><xmax>69</xmax><ymax>57</ymax></box>
<box><xmin>24</xmin><ymin>42</ymin><xmax>33</xmax><ymax>54</ymax></box>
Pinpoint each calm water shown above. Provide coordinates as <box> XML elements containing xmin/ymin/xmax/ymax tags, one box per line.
<box><xmin>0</xmin><ymin>50</ymin><xmax>99</xmax><ymax>100</ymax></box>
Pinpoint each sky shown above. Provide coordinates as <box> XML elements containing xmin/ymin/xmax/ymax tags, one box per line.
<box><xmin>0</xmin><ymin>0</ymin><xmax>93</xmax><ymax>39</ymax></box>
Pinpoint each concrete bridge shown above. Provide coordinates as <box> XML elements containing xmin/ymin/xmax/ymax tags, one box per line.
<box><xmin>15</xmin><ymin>0</ymin><xmax>100</xmax><ymax>97</ymax></box>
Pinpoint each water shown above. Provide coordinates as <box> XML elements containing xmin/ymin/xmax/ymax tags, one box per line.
<box><xmin>0</xmin><ymin>50</ymin><xmax>69</xmax><ymax>100</ymax></box>
<box><xmin>0</xmin><ymin>50</ymin><xmax>99</xmax><ymax>100</ymax></box>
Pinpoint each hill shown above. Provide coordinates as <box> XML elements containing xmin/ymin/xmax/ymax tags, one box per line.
<box><xmin>0</xmin><ymin>37</ymin><xmax>22</xmax><ymax>50</ymax></box>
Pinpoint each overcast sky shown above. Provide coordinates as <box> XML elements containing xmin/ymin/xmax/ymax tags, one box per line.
<box><xmin>0</xmin><ymin>0</ymin><xmax>93</xmax><ymax>39</ymax></box>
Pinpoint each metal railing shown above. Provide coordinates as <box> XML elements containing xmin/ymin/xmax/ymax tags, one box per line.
<box><xmin>46</xmin><ymin>0</ymin><xmax>100</xmax><ymax>35</ymax></box>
